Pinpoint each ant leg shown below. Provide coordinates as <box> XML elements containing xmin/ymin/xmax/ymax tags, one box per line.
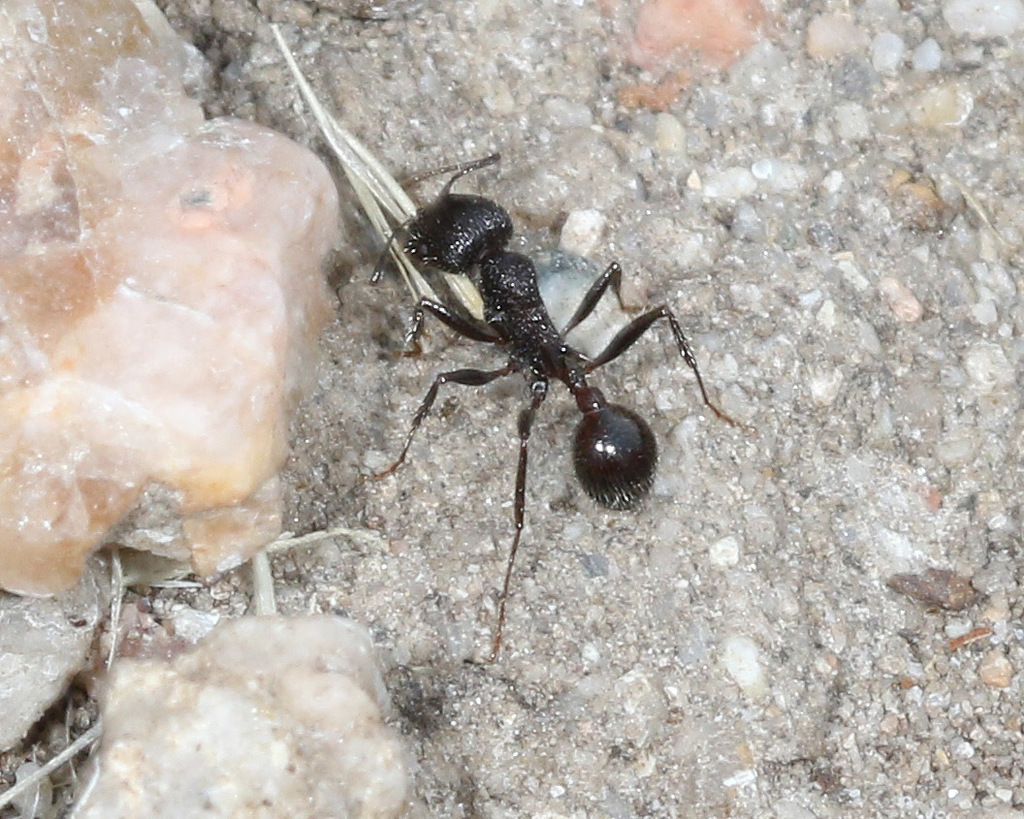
<box><xmin>374</xmin><ymin>365</ymin><xmax>513</xmax><ymax>479</ymax></box>
<box><xmin>585</xmin><ymin>306</ymin><xmax>740</xmax><ymax>427</ymax></box>
<box><xmin>489</xmin><ymin>381</ymin><xmax>548</xmax><ymax>662</ymax></box>
<box><xmin>403</xmin><ymin>298</ymin><xmax>501</xmax><ymax>352</ymax></box>
<box><xmin>561</xmin><ymin>261</ymin><xmax>630</xmax><ymax>336</ymax></box>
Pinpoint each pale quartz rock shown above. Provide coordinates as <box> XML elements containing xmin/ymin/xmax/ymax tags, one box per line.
<box><xmin>0</xmin><ymin>0</ymin><xmax>340</xmax><ymax>594</ymax></box>
<box><xmin>74</xmin><ymin>617</ymin><xmax>410</xmax><ymax>818</ymax></box>
<box><xmin>720</xmin><ymin>635</ymin><xmax>768</xmax><ymax>700</ymax></box>
<box><xmin>806</xmin><ymin>14</ymin><xmax>869</xmax><ymax>58</ymax></box>
<box><xmin>942</xmin><ymin>0</ymin><xmax>1024</xmax><ymax>39</ymax></box>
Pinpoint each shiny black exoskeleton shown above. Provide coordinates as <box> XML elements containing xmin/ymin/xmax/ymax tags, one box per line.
<box><xmin>374</xmin><ymin>154</ymin><xmax>738</xmax><ymax>659</ymax></box>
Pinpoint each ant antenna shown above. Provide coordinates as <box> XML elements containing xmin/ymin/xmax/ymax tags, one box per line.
<box><xmin>406</xmin><ymin>152</ymin><xmax>502</xmax><ymax>195</ymax></box>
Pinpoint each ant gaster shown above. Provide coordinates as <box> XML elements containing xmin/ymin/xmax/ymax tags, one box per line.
<box><xmin>373</xmin><ymin>154</ymin><xmax>738</xmax><ymax>661</ymax></box>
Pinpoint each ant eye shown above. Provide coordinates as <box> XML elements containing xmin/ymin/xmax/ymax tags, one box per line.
<box><xmin>573</xmin><ymin>404</ymin><xmax>657</xmax><ymax>511</ymax></box>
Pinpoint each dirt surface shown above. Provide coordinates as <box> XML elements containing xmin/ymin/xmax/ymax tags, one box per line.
<box><xmin>10</xmin><ymin>1</ymin><xmax>1024</xmax><ymax>816</ymax></box>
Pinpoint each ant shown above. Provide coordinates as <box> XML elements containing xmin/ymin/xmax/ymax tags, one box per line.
<box><xmin>372</xmin><ymin>153</ymin><xmax>739</xmax><ymax>661</ymax></box>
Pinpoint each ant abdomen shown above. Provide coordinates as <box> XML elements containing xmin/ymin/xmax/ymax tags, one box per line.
<box><xmin>405</xmin><ymin>194</ymin><xmax>513</xmax><ymax>274</ymax></box>
<box><xmin>573</xmin><ymin>404</ymin><xmax>658</xmax><ymax>511</ymax></box>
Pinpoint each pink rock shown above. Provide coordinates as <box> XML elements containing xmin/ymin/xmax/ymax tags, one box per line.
<box><xmin>629</xmin><ymin>0</ymin><xmax>767</xmax><ymax>71</ymax></box>
<box><xmin>0</xmin><ymin>0</ymin><xmax>339</xmax><ymax>594</ymax></box>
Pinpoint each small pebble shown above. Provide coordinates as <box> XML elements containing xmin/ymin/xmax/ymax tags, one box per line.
<box><xmin>730</xmin><ymin>203</ymin><xmax>765</xmax><ymax>242</ymax></box>
<box><xmin>542</xmin><ymin>96</ymin><xmax>594</xmax><ymax>128</ymax></box>
<box><xmin>612</xmin><ymin>669</ymin><xmax>668</xmax><ymax>748</ymax></box>
<box><xmin>871</xmin><ymin>31</ymin><xmax>905</xmax><ymax>73</ymax></box>
<box><xmin>972</xmin><ymin>299</ymin><xmax>998</xmax><ymax>324</ymax></box>
<box><xmin>703</xmin><ymin>166</ymin><xmax>757</xmax><ymax>199</ymax></box>
<box><xmin>822</xmin><ymin>169</ymin><xmax>844</xmax><ymax>194</ymax></box>
<box><xmin>912</xmin><ymin>38</ymin><xmax>943</xmax><ymax>72</ymax></box>
<box><xmin>559</xmin><ymin>209</ymin><xmax>607</xmax><ymax>258</ymax></box>
<box><xmin>653</xmin><ymin>111</ymin><xmax>687</xmax><ymax>155</ymax></box>
<box><xmin>935</xmin><ymin>430</ymin><xmax>979</xmax><ymax>467</ymax></box>
<box><xmin>886</xmin><ymin>569</ymin><xmax>976</xmax><ymax>610</ymax></box>
<box><xmin>721</xmin><ymin>635</ymin><xmax>768</xmax><ymax>699</ymax></box>
<box><xmin>942</xmin><ymin>0</ymin><xmax>1024</xmax><ymax>39</ymax></box>
<box><xmin>809</xmin><ymin>367</ymin><xmax>844</xmax><ymax>406</ymax></box>
<box><xmin>834</xmin><ymin>102</ymin><xmax>871</xmax><ymax>141</ymax></box>
<box><xmin>964</xmin><ymin>342</ymin><xmax>1015</xmax><ymax>394</ymax></box>
<box><xmin>978</xmin><ymin>649</ymin><xmax>1014</xmax><ymax>688</ymax></box>
<box><xmin>888</xmin><ymin>170</ymin><xmax>957</xmax><ymax>231</ymax></box>
<box><xmin>806</xmin><ymin>14</ymin><xmax>868</xmax><ymax>57</ymax></box>
<box><xmin>749</xmin><ymin>158</ymin><xmax>807</xmax><ymax>192</ymax></box>
<box><xmin>878</xmin><ymin>277</ymin><xmax>923</xmax><ymax>322</ymax></box>
<box><xmin>907</xmin><ymin>83</ymin><xmax>974</xmax><ymax>128</ymax></box>
<box><xmin>709</xmin><ymin>535</ymin><xmax>741</xmax><ymax>568</ymax></box>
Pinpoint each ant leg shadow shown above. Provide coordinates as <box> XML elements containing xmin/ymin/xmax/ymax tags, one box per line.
<box><xmin>585</xmin><ymin>305</ymin><xmax>745</xmax><ymax>429</ymax></box>
<box><xmin>370</xmin><ymin>365</ymin><xmax>513</xmax><ymax>481</ymax></box>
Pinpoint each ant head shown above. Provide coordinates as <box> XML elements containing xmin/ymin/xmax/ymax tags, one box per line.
<box><xmin>573</xmin><ymin>403</ymin><xmax>657</xmax><ymax>511</ymax></box>
<box><xmin>405</xmin><ymin>195</ymin><xmax>513</xmax><ymax>274</ymax></box>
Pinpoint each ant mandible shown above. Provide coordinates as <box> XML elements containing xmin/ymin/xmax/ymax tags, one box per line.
<box><xmin>372</xmin><ymin>153</ymin><xmax>739</xmax><ymax>661</ymax></box>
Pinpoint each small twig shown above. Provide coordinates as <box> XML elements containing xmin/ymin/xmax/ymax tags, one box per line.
<box><xmin>250</xmin><ymin>551</ymin><xmax>277</xmax><ymax>616</ymax></box>
<box><xmin>106</xmin><ymin>549</ymin><xmax>124</xmax><ymax>672</ymax></box>
<box><xmin>948</xmin><ymin>626</ymin><xmax>994</xmax><ymax>652</ymax></box>
<box><xmin>264</xmin><ymin>525</ymin><xmax>386</xmax><ymax>554</ymax></box>
<box><xmin>0</xmin><ymin>722</ymin><xmax>103</xmax><ymax>811</ymax></box>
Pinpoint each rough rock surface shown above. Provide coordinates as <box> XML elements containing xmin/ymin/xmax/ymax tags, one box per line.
<box><xmin>0</xmin><ymin>561</ymin><xmax>109</xmax><ymax>751</ymax></box>
<box><xmin>74</xmin><ymin>616</ymin><xmax>409</xmax><ymax>818</ymax></box>
<box><xmin>0</xmin><ymin>0</ymin><xmax>339</xmax><ymax>595</ymax></box>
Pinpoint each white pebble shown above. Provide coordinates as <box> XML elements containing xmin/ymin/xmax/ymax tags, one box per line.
<box><xmin>542</xmin><ymin>96</ymin><xmax>594</xmax><ymax>128</ymax></box>
<box><xmin>806</xmin><ymin>14</ymin><xmax>868</xmax><ymax>57</ymax></box>
<box><xmin>822</xmin><ymin>169</ymin><xmax>845</xmax><ymax>194</ymax></box>
<box><xmin>558</xmin><ymin>209</ymin><xmax>606</xmax><ymax>257</ymax></box>
<box><xmin>750</xmin><ymin>158</ymin><xmax>808</xmax><ymax>192</ymax></box>
<box><xmin>834</xmin><ymin>102</ymin><xmax>871</xmax><ymax>141</ymax></box>
<box><xmin>942</xmin><ymin>0</ymin><xmax>1024</xmax><ymax>39</ymax></box>
<box><xmin>654</xmin><ymin>112</ymin><xmax>687</xmax><ymax>155</ymax></box>
<box><xmin>907</xmin><ymin>83</ymin><xmax>974</xmax><ymax>128</ymax></box>
<box><xmin>972</xmin><ymin>299</ymin><xmax>998</xmax><ymax>324</ymax></box>
<box><xmin>936</xmin><ymin>430</ymin><xmax>979</xmax><ymax>467</ymax></box>
<box><xmin>709</xmin><ymin>535</ymin><xmax>741</xmax><ymax>568</ymax></box>
<box><xmin>816</xmin><ymin>299</ymin><xmax>838</xmax><ymax>330</ymax></box>
<box><xmin>871</xmin><ymin>31</ymin><xmax>906</xmax><ymax>73</ymax></box>
<box><xmin>912</xmin><ymin>37</ymin><xmax>943</xmax><ymax>72</ymax></box>
<box><xmin>964</xmin><ymin>342</ymin><xmax>1015</xmax><ymax>393</ymax></box>
<box><xmin>878</xmin><ymin>277</ymin><xmax>923</xmax><ymax>322</ymax></box>
<box><xmin>169</xmin><ymin>607</ymin><xmax>221</xmax><ymax>643</ymax></box>
<box><xmin>809</xmin><ymin>368</ymin><xmax>844</xmax><ymax>406</ymax></box>
<box><xmin>721</xmin><ymin>636</ymin><xmax>768</xmax><ymax>699</ymax></box>
<box><xmin>702</xmin><ymin>167</ymin><xmax>757</xmax><ymax>199</ymax></box>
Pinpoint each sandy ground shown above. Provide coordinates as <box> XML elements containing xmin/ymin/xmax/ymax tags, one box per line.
<box><xmin>162</xmin><ymin>0</ymin><xmax>1024</xmax><ymax>816</ymax></box>
<box><xmin>9</xmin><ymin>0</ymin><xmax>1024</xmax><ymax>816</ymax></box>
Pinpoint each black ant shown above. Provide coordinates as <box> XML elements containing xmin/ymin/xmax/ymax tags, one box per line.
<box><xmin>372</xmin><ymin>153</ymin><xmax>739</xmax><ymax>660</ymax></box>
